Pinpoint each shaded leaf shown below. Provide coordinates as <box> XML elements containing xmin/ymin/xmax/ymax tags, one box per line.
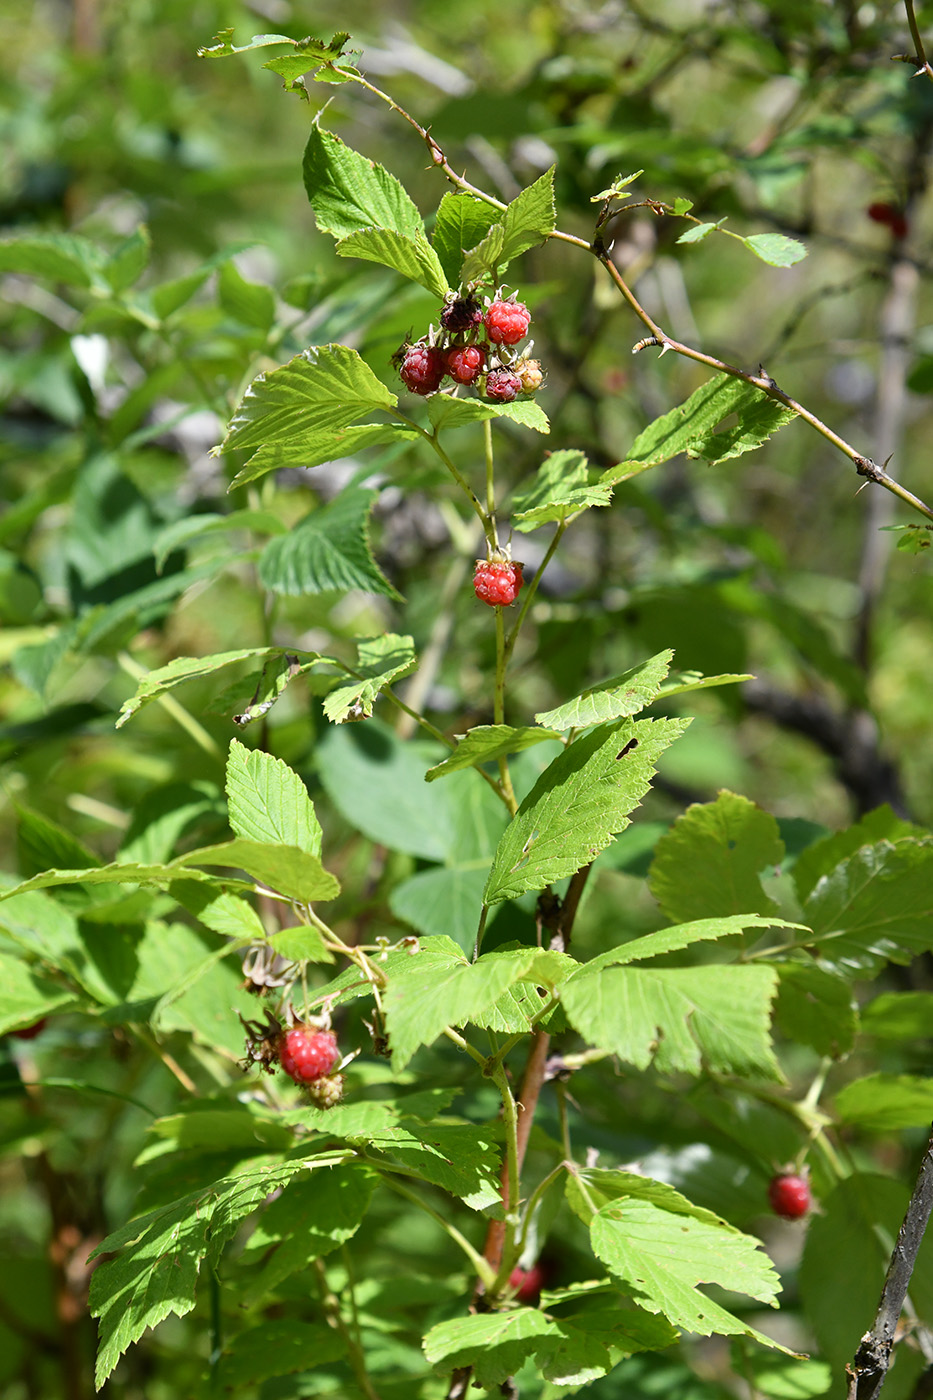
<box><xmin>649</xmin><ymin>791</ymin><xmax>783</xmax><ymax>924</ymax></box>
<box><xmin>258</xmin><ymin>487</ymin><xmax>401</xmax><ymax>599</ymax></box>
<box><xmin>803</xmin><ymin>839</ymin><xmax>933</xmax><ymax>974</ymax></box>
<box><xmin>322</xmin><ymin>634</ymin><xmax>417</xmax><ymax>724</ymax></box>
<box><xmin>425</xmin><ymin>724</ymin><xmax>562</xmax><ymax>781</ymax></box>
<box><xmin>511</xmin><ymin>450</ymin><xmax>613</xmax><ymax>532</ymax></box>
<box><xmin>336</xmin><ymin>227</ymin><xmax>449</xmax><ymax>297</ymax></box>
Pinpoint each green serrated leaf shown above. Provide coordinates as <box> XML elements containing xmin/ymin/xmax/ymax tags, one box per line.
<box><xmin>582</xmin><ymin>914</ymin><xmax>806</xmax><ymax>973</ymax></box>
<box><xmin>218</xmin><ymin>345</ymin><xmax>397</xmax><ymax>460</ymax></box>
<box><xmin>177</xmin><ymin>839</ymin><xmax>340</xmax><ymax>904</ymax></box>
<box><xmin>352</xmin><ymin>1122</ymin><xmax>501</xmax><ymax>1210</ymax></box>
<box><xmin>0</xmin><ymin>232</ymin><xmax>107</xmax><ymax>289</ymax></box>
<box><xmin>385</xmin><ymin>946</ymin><xmax>572</xmax><ymax>1070</ymax></box>
<box><xmin>742</xmin><ymin>233</ymin><xmax>807</xmax><ymax>267</ymax></box>
<box><xmin>257</xmin><ymin>487</ymin><xmax>401</xmax><ymax>600</ymax></box>
<box><xmin>226</xmin><ymin>738</ymin><xmax>323</xmax><ymax>856</ymax></box>
<box><xmin>104</xmin><ymin>227</ymin><xmax>151</xmax><ymax>293</ymax></box>
<box><xmin>336</xmin><ymin>227</ymin><xmax>449</xmax><ymax>298</ymax></box>
<box><xmin>774</xmin><ymin>963</ymin><xmax>856</xmax><ymax>1058</ymax></box>
<box><xmin>424</xmin><ymin>1309</ymin><xmax>563</xmax><ymax>1385</ymax></box>
<box><xmin>241</xmin><ymin>1165</ymin><xmax>376</xmax><ymax>1299</ymax></box>
<box><xmin>511</xmin><ymin>450</ymin><xmax>613</xmax><ymax>531</ymax></box>
<box><xmin>604</xmin><ymin>374</ymin><xmax>796</xmax><ymax>486</ymax></box>
<box><xmin>561</xmin><ymin>964</ymin><xmax>782</xmax><ymax>1079</ymax></box>
<box><xmin>116</xmin><ymin>647</ymin><xmax>324</xmax><ymax>728</ymax></box>
<box><xmin>218</xmin><ymin>260</ymin><xmax>276</xmax><ymax>330</ymax></box>
<box><xmin>88</xmin><ymin>1157</ymin><xmax>341</xmax><ymax>1387</ymax></box>
<box><xmin>268</xmin><ymin>925</ymin><xmax>334</xmax><ymax>963</ymax></box>
<box><xmin>655</xmin><ymin>669</ymin><xmax>754</xmax><ymax>699</ymax></box>
<box><xmin>218</xmin><ymin>1321</ymin><xmax>346</xmax><ymax>1387</ymax></box>
<box><xmin>426</xmin><ymin>394</ymin><xmax>550</xmax><ymax>434</ymax></box>
<box><xmin>792</xmin><ymin>805</ymin><xmax>919</xmax><ymax>904</ymax></box>
<box><xmin>672</xmin><ymin>198</ymin><xmax>694</xmax><ymax>215</ymax></box>
<box><xmin>834</xmin><ymin>1073</ymin><xmax>933</xmax><ymax>1132</ymax></box>
<box><xmin>803</xmin><ymin>838</ymin><xmax>933</xmax><ymax>974</ymax></box>
<box><xmin>589</xmin><ymin>1191</ymin><xmax>784</xmax><ymax>1345</ymax></box>
<box><xmin>534</xmin><ymin>651</ymin><xmax>673</xmax><ymax>731</ymax></box>
<box><xmin>152</xmin><ymin>509</ymin><xmax>285</xmax><ymax>572</ymax></box>
<box><xmin>648</xmin><ymin>791</ymin><xmax>784</xmax><ymax>924</ymax></box>
<box><xmin>860</xmin><ymin>991</ymin><xmax>933</xmax><ymax>1040</ymax></box>
<box><xmin>228</xmin><ymin>421</ymin><xmax>419</xmax><ymax>490</ymax></box>
<box><xmin>425</xmin><ymin>724</ymin><xmax>562</xmax><ymax>781</ymax></box>
<box><xmin>303</xmin><ymin>125</ymin><xmax>425</xmax><ymax>241</ymax></box>
<box><xmin>0</xmin><ymin>951</ymin><xmax>78</xmax><ymax>1034</ymax></box>
<box><xmin>677</xmin><ymin>221</ymin><xmax>721</xmax><ymax>244</ymax></box>
<box><xmin>484</xmin><ymin>717</ymin><xmax>688</xmax><ymax>905</ymax></box>
<box><xmin>322</xmin><ymin>634</ymin><xmax>417</xmax><ymax>724</ymax></box>
<box><xmin>432</xmin><ymin>193</ymin><xmax>501</xmax><ymax>285</ymax></box>
<box><xmin>460</xmin><ymin>168</ymin><xmax>556</xmax><ymax>281</ymax></box>
<box><xmin>231</xmin><ymin>653</ymin><xmax>319</xmax><ymax>728</ymax></box>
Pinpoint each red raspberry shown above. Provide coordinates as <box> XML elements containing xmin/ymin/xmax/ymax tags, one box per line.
<box><xmin>446</xmin><ymin>344</ymin><xmax>486</xmax><ymax>385</ymax></box>
<box><xmin>398</xmin><ymin>343</ymin><xmax>446</xmax><ymax>395</ymax></box>
<box><xmin>485</xmin><ymin>298</ymin><xmax>531</xmax><ymax>346</ymax></box>
<box><xmin>768</xmin><ymin>1173</ymin><xmax>811</xmax><ymax>1219</ymax></box>
<box><xmin>440</xmin><ymin>294</ymin><xmax>484</xmax><ymax>333</ymax></box>
<box><xmin>509</xmin><ymin>1264</ymin><xmax>546</xmax><ymax>1304</ymax></box>
<box><xmin>485</xmin><ymin>368</ymin><xmax>522</xmax><ymax>403</ymax></box>
<box><xmin>473</xmin><ymin>558</ymin><xmax>523</xmax><ymax>607</ymax></box>
<box><xmin>866</xmin><ymin>202</ymin><xmax>908</xmax><ymax>239</ymax></box>
<box><xmin>278</xmin><ymin>1026</ymin><xmax>340</xmax><ymax>1085</ymax></box>
<box><xmin>9</xmin><ymin>1018</ymin><xmax>49</xmax><ymax>1040</ymax></box>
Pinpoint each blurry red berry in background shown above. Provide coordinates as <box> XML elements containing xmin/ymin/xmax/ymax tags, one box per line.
<box><xmin>866</xmin><ymin>202</ymin><xmax>908</xmax><ymax>239</ymax></box>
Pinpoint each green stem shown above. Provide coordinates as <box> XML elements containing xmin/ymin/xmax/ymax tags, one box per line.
<box><xmin>312</xmin><ymin>1258</ymin><xmax>382</xmax><ymax>1400</ymax></box>
<box><xmin>380</xmin><ymin>688</ymin><xmax>454</xmax><ymax>748</ymax></box>
<box><xmin>117</xmin><ymin>651</ymin><xmax>222</xmax><ymax>759</ymax></box>
<box><xmin>483</xmin><ymin>419</ymin><xmax>499</xmax><ymax>547</ymax></box>
<box><xmin>514</xmin><ymin>1163</ymin><xmax>567</xmax><ymax>1266</ymax></box>
<box><xmin>904</xmin><ymin>0</ymin><xmax>933</xmax><ymax>81</ymax></box>
<box><xmin>557</xmin><ymin>1082</ymin><xmax>573</xmax><ymax>1162</ymax></box>
<box><xmin>379</xmin><ymin>1175</ymin><xmax>497</xmax><ymax>1289</ymax></box>
<box><xmin>473</xmin><ymin>904</ymin><xmax>489</xmax><ymax>961</ymax></box>
<box><xmin>443</xmin><ymin>1024</ymin><xmax>489</xmax><ymax>1069</ymax></box>
<box><xmin>392</xmin><ymin>410</ymin><xmax>495</xmax><ymax>543</ymax></box>
<box><xmin>208</xmin><ymin>1269</ymin><xmax>222</xmax><ymax>1392</ymax></box>
<box><xmin>504</xmin><ymin>522</ymin><xmax>567</xmax><ymax>669</ymax></box>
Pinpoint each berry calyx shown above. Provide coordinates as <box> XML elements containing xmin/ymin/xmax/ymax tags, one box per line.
<box><xmin>440</xmin><ymin>293</ymin><xmax>484</xmax><ymax>333</ymax></box>
<box><xmin>278</xmin><ymin>1026</ymin><xmax>340</xmax><ymax>1085</ymax></box>
<box><xmin>768</xmin><ymin>1172</ymin><xmax>811</xmax><ymax>1219</ymax></box>
<box><xmin>486</xmin><ymin>298</ymin><xmax>531</xmax><ymax>346</ymax></box>
<box><xmin>397</xmin><ymin>342</ymin><xmax>447</xmax><ymax>395</ymax></box>
<box><xmin>484</xmin><ymin>368</ymin><xmax>522</xmax><ymax>403</ymax></box>
<box><xmin>446</xmin><ymin>344</ymin><xmax>486</xmax><ymax>385</ymax></box>
<box><xmin>473</xmin><ymin>557</ymin><xmax>524</xmax><ymax>607</ymax></box>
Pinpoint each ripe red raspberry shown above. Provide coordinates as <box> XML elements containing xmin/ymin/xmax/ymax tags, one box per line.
<box><xmin>485</xmin><ymin>368</ymin><xmax>522</xmax><ymax>403</ymax></box>
<box><xmin>440</xmin><ymin>294</ymin><xmax>484</xmax><ymax>333</ymax></box>
<box><xmin>9</xmin><ymin>1017</ymin><xmax>49</xmax><ymax>1040</ymax></box>
<box><xmin>278</xmin><ymin>1026</ymin><xmax>340</xmax><ymax>1085</ymax></box>
<box><xmin>398</xmin><ymin>343</ymin><xmax>446</xmax><ymax>395</ymax></box>
<box><xmin>473</xmin><ymin>558</ymin><xmax>524</xmax><ymax>607</ymax></box>
<box><xmin>768</xmin><ymin>1173</ymin><xmax>811</xmax><ymax>1219</ymax></box>
<box><xmin>485</xmin><ymin>298</ymin><xmax>531</xmax><ymax>346</ymax></box>
<box><xmin>446</xmin><ymin>344</ymin><xmax>486</xmax><ymax>385</ymax></box>
<box><xmin>509</xmin><ymin>1264</ymin><xmax>547</xmax><ymax>1304</ymax></box>
<box><xmin>866</xmin><ymin>202</ymin><xmax>908</xmax><ymax>239</ymax></box>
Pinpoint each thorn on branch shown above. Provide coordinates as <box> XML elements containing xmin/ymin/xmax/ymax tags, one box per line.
<box><xmin>855</xmin><ymin>455</ymin><xmax>886</xmax><ymax>483</ymax></box>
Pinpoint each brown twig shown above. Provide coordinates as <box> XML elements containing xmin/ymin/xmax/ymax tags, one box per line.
<box><xmin>846</xmin><ymin>1126</ymin><xmax>933</xmax><ymax>1400</ymax></box>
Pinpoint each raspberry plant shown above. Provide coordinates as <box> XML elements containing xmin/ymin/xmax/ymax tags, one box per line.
<box><xmin>2</xmin><ymin>11</ymin><xmax>933</xmax><ymax>1400</ymax></box>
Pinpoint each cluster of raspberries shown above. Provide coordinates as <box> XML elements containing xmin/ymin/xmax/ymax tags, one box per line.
<box><xmin>394</xmin><ymin>291</ymin><xmax>542</xmax><ymax>404</ymax></box>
